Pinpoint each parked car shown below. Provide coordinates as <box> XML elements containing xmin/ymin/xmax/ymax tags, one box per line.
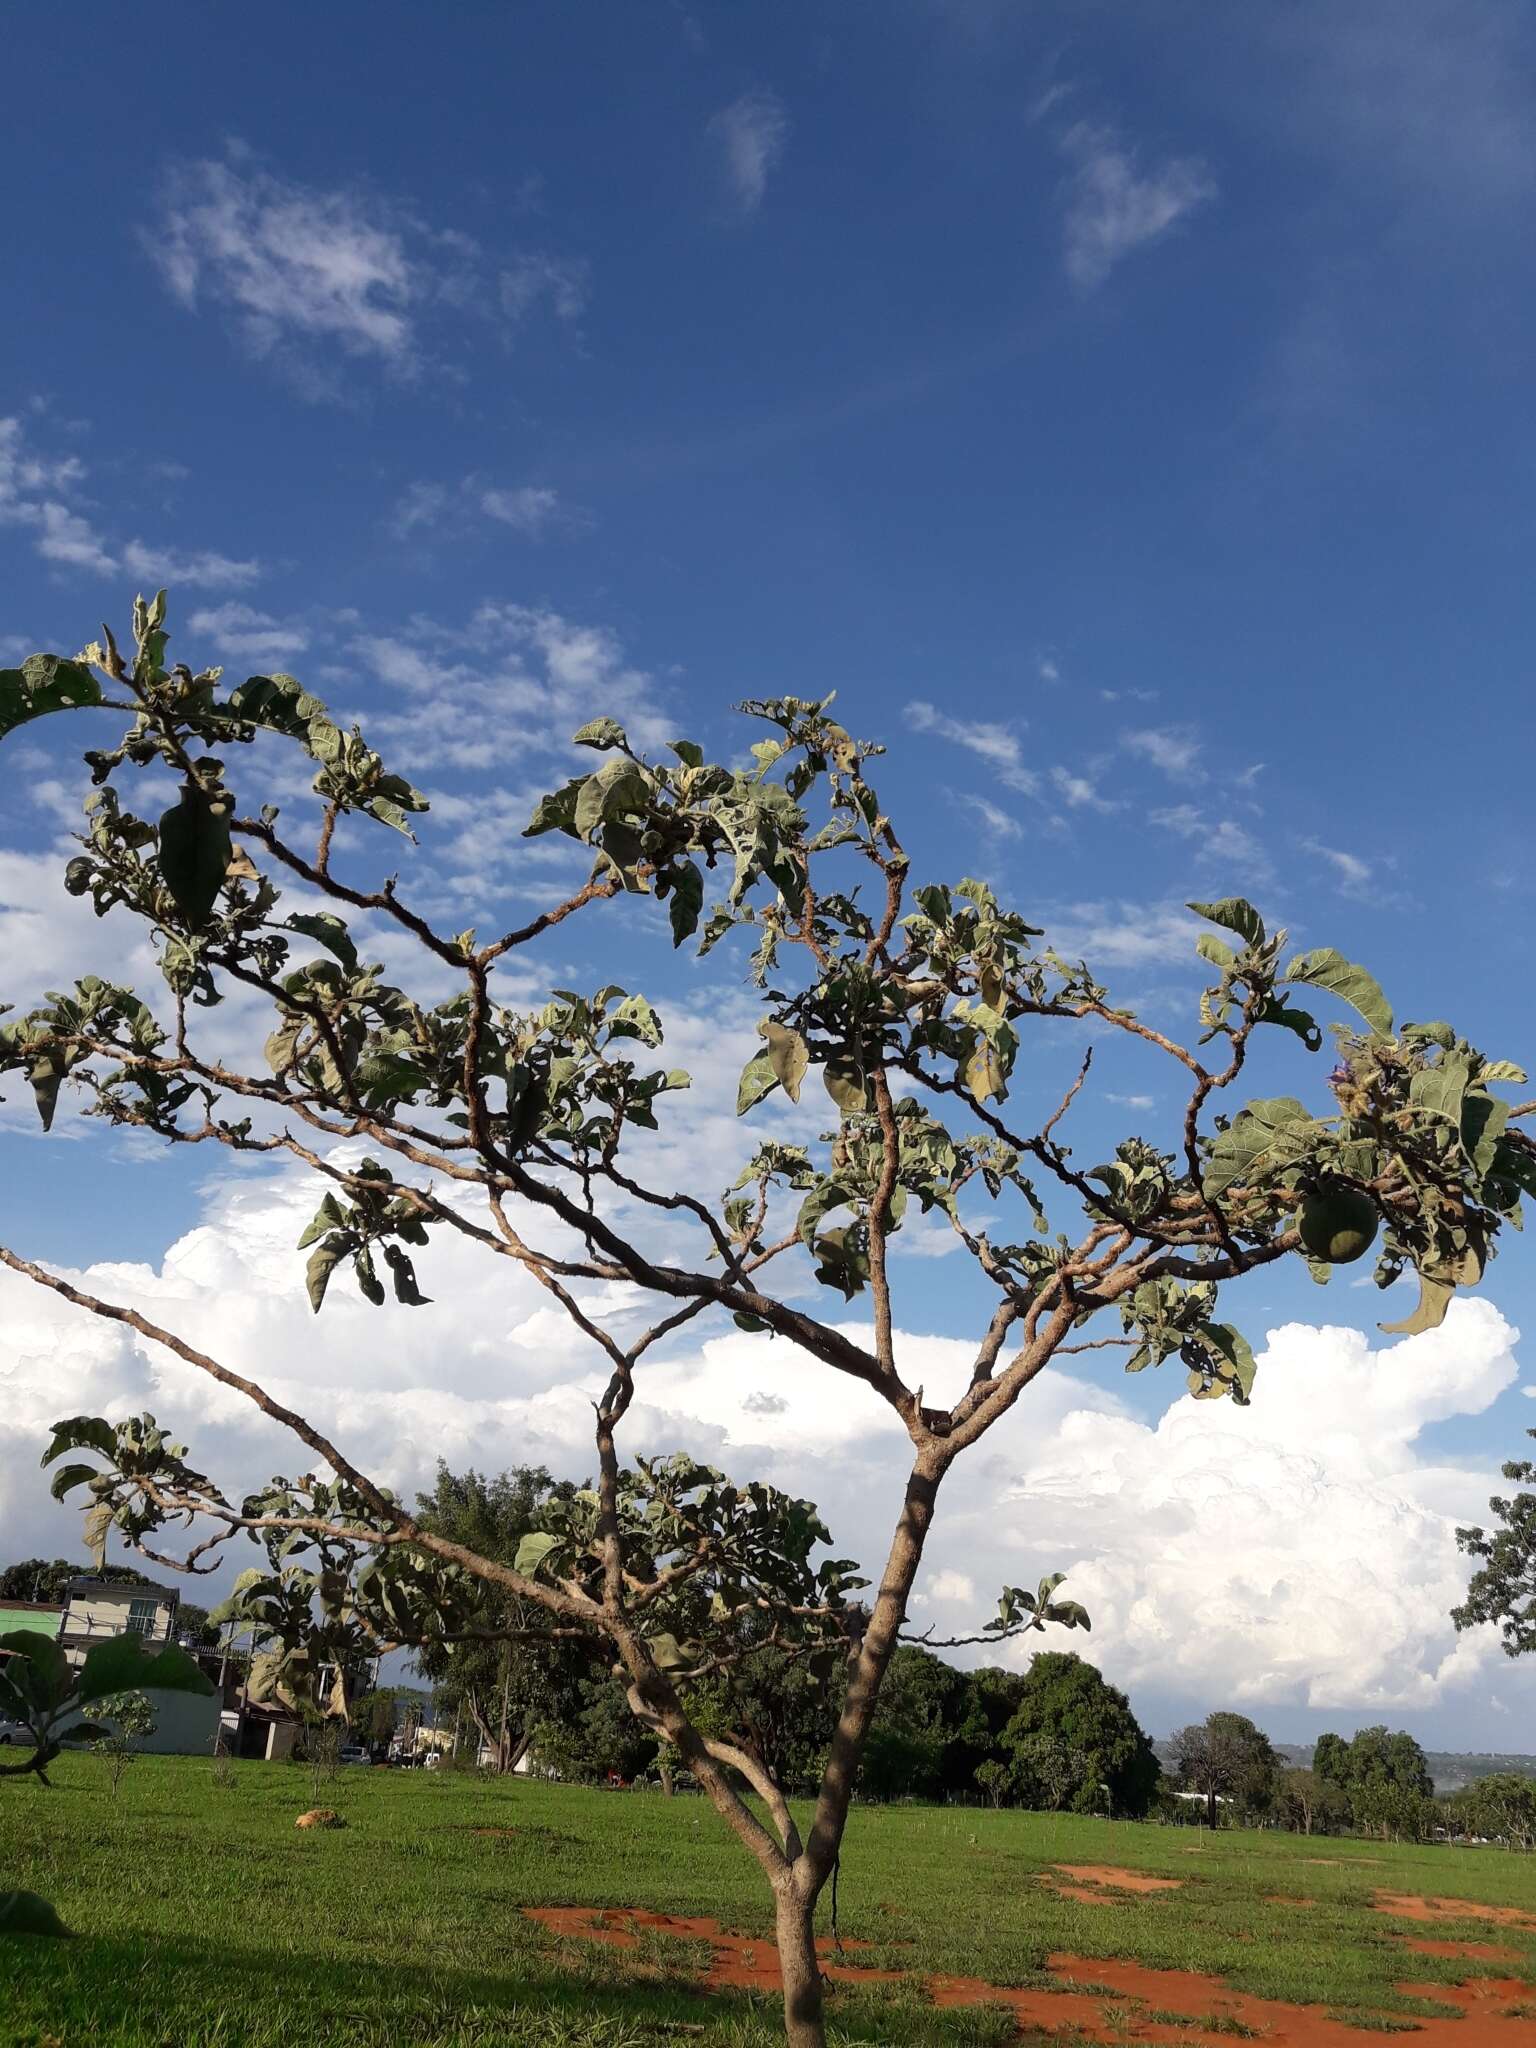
<box><xmin>338</xmin><ymin>1744</ymin><xmax>370</xmax><ymax>1765</ymax></box>
<box><xmin>0</xmin><ymin>1716</ymin><xmax>32</xmax><ymax>1746</ymax></box>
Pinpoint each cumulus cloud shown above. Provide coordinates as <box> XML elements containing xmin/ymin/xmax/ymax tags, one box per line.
<box><xmin>185</xmin><ymin>602</ymin><xmax>309</xmax><ymax>664</ymax></box>
<box><xmin>1</xmin><ymin>1154</ymin><xmax>1523</xmax><ymax>1735</ymax></box>
<box><xmin>1152</xmin><ymin>805</ymin><xmax>1271</xmax><ymax>881</ymax></box>
<box><xmin>1059</xmin><ymin>122</ymin><xmax>1217</xmax><ymax>288</ymax></box>
<box><xmin>708</xmin><ymin>90</ymin><xmax>790</xmax><ymax>214</ymax></box>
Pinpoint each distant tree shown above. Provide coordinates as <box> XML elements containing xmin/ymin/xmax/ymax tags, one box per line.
<box><xmin>1315</xmin><ymin>1725</ymin><xmax>1433</xmax><ymax>1841</ymax></box>
<box><xmin>1312</xmin><ymin>1731</ymin><xmax>1351</xmax><ymax>1787</ymax></box>
<box><xmin>352</xmin><ymin>1687</ymin><xmax>402</xmax><ymax>1751</ymax></box>
<box><xmin>1009</xmin><ymin>1730</ymin><xmax>1095</xmax><ymax>1812</ymax></box>
<box><xmin>949</xmin><ymin>1665</ymin><xmax>1028</xmax><ymax>1790</ymax></box>
<box><xmin>1001</xmin><ymin>1653</ymin><xmax>1160</xmax><ymax>1817</ymax></box>
<box><xmin>531</xmin><ymin>1670</ymin><xmax>658</xmax><ymax>1784</ymax></box>
<box><xmin>862</xmin><ymin>1645</ymin><xmax>965</xmax><ymax>1801</ymax></box>
<box><xmin>0</xmin><ymin>1558</ymin><xmax>150</xmax><ymax>1604</ymax></box>
<box><xmin>89</xmin><ymin>1689</ymin><xmax>156</xmax><ymax>1797</ymax></box>
<box><xmin>410</xmin><ymin>1463</ymin><xmax>588</xmax><ymax>1773</ymax></box>
<box><xmin>1451</xmin><ymin>1773</ymin><xmax>1536</xmax><ymax>1851</ymax></box>
<box><xmin>973</xmin><ymin>1758</ymin><xmax>1011</xmax><ymax>1809</ymax></box>
<box><xmin>1274</xmin><ymin>1767</ymin><xmax>1349</xmax><ymax>1836</ymax></box>
<box><xmin>1170</xmin><ymin>1712</ymin><xmax>1277</xmax><ymax>1827</ymax></box>
<box><xmin>1455</xmin><ymin>1428</ymin><xmax>1536</xmax><ymax>1658</ymax></box>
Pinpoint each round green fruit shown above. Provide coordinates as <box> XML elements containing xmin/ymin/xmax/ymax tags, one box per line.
<box><xmin>1299</xmin><ymin>1184</ymin><xmax>1379</xmax><ymax>1265</ymax></box>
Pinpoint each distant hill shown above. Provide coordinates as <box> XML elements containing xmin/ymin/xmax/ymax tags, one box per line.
<box><xmin>1156</xmin><ymin>1738</ymin><xmax>1536</xmax><ymax>1795</ymax></box>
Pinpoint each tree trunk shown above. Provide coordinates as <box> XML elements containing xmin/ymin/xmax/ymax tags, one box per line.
<box><xmin>775</xmin><ymin>1886</ymin><xmax>826</xmax><ymax>2048</ymax></box>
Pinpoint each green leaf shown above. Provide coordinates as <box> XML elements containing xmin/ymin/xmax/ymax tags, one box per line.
<box><xmin>296</xmin><ymin>1193</ymin><xmax>348</xmax><ymax>1251</ymax></box>
<box><xmin>0</xmin><ymin>1631</ymin><xmax>70</xmax><ymax>1711</ymax></box>
<box><xmin>1195</xmin><ymin>934</ymin><xmax>1236</xmax><ymax>971</ymax></box>
<box><xmin>1203</xmin><ymin>1097</ymin><xmax>1317</xmax><ymax>1198</ymax></box>
<box><xmin>571</xmin><ymin>717</ymin><xmax>629</xmax><ymax>751</ymax></box>
<box><xmin>1379</xmin><ymin>1272</ymin><xmax>1455</xmax><ymax>1337</ymax></box>
<box><xmin>0</xmin><ymin>654</ymin><xmax>102</xmax><ymax>740</ymax></box>
<box><xmin>1409</xmin><ymin>1053</ymin><xmax>1472</xmax><ymax>1126</ymax></box>
<box><xmin>736</xmin><ymin>1048</ymin><xmax>779</xmax><ymax>1117</ymax></box>
<box><xmin>514</xmin><ymin>1531</ymin><xmax>559</xmax><ymax>1579</ymax></box>
<box><xmin>285</xmin><ymin>912</ymin><xmax>358</xmax><ymax>972</ymax></box>
<box><xmin>1189</xmin><ymin>898</ymin><xmax>1265</xmax><ymax>947</ymax></box>
<box><xmin>41</xmin><ymin>1416</ymin><xmax>118</xmax><ymax>1467</ymax></box>
<box><xmin>762</xmin><ymin>1021</ymin><xmax>809</xmax><ymax>1104</ymax></box>
<box><xmin>1282</xmin><ymin>948</ymin><xmax>1393</xmax><ymax>1035</ymax></box>
<box><xmin>76</xmin><ymin>1636</ymin><xmax>214</xmax><ymax>1708</ymax></box>
<box><xmin>46</xmin><ymin>1462</ymin><xmax>101</xmax><ymax>1504</ymax></box>
<box><xmin>1201</xmin><ymin>1322</ymin><xmax>1258</xmax><ymax>1404</ymax></box>
<box><xmin>664</xmin><ymin>861</ymin><xmax>704</xmax><ymax>947</ymax></box>
<box><xmin>157</xmin><ymin>788</ymin><xmax>232</xmax><ymax>930</ymax></box>
<box><xmin>645</xmin><ymin>1631</ymin><xmax>690</xmax><ymax>1673</ymax></box>
<box><xmin>382</xmin><ymin>1242</ymin><xmax>430</xmax><ymax>1307</ymax></box>
<box><xmin>573</xmin><ymin>759</ymin><xmax>650</xmax><ymax>839</ymax></box>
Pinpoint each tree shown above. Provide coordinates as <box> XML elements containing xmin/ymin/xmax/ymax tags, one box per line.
<box><xmin>1455</xmin><ymin>1427</ymin><xmax>1536</xmax><ymax>1658</ymax></box>
<box><xmin>973</xmin><ymin>1758</ymin><xmax>1011</xmax><ymax>1808</ymax></box>
<box><xmin>1001</xmin><ymin>1652</ymin><xmax>1160</xmax><ymax>1818</ymax></box>
<box><xmin>1450</xmin><ymin>1772</ymin><xmax>1536</xmax><ymax>1851</ymax></box>
<box><xmin>1273</xmin><ymin>1767</ymin><xmax>1349</xmax><ymax>1836</ymax></box>
<box><xmin>1311</xmin><ymin>1725</ymin><xmax>1434</xmax><ymax>1840</ymax></box>
<box><xmin>90</xmin><ymin>1689</ymin><xmax>156</xmax><ymax>1797</ymax></box>
<box><xmin>1009</xmin><ymin>1730</ymin><xmax>1096</xmax><ymax>1811</ymax></box>
<box><xmin>4</xmin><ymin>598</ymin><xmax>1532</xmax><ymax>2046</ymax></box>
<box><xmin>410</xmin><ymin>1463</ymin><xmax>589</xmax><ymax>1773</ymax></box>
<box><xmin>1170</xmin><ymin>1712</ymin><xmax>1278</xmax><ymax>1827</ymax></box>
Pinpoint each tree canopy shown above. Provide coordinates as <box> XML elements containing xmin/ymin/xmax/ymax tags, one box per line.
<box><xmin>1000</xmin><ymin>1651</ymin><xmax>1160</xmax><ymax>1817</ymax></box>
<box><xmin>1169</xmin><ymin>1711</ymin><xmax>1278</xmax><ymax>1826</ymax></box>
<box><xmin>4</xmin><ymin>593</ymin><xmax>1533</xmax><ymax>2046</ymax></box>
<box><xmin>1455</xmin><ymin>1427</ymin><xmax>1536</xmax><ymax>1658</ymax></box>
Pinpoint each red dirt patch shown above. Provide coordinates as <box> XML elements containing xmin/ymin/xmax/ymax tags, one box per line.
<box><xmin>1404</xmin><ymin>1938</ymin><xmax>1519</xmax><ymax>1962</ymax></box>
<box><xmin>1375</xmin><ymin>1890</ymin><xmax>1536</xmax><ymax>1931</ymax></box>
<box><xmin>1050</xmin><ymin>1883</ymin><xmax>1121</xmax><ymax>1907</ymax></box>
<box><xmin>526</xmin><ymin>1909</ymin><xmax>1536</xmax><ymax>2043</ymax></box>
<box><xmin>1053</xmin><ymin>1863</ymin><xmax>1182</xmax><ymax>1895</ymax></box>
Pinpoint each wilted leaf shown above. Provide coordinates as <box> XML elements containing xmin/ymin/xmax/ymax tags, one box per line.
<box><xmin>1379</xmin><ymin>1271</ymin><xmax>1455</xmax><ymax>1336</ymax></box>
<box><xmin>762</xmin><ymin>1021</ymin><xmax>809</xmax><ymax>1103</ymax></box>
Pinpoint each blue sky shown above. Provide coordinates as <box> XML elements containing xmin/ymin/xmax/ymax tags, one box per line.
<box><xmin>3</xmin><ymin>0</ymin><xmax>1535</xmax><ymax>1745</ymax></box>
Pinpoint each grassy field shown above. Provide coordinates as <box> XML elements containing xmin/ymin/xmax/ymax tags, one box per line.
<box><xmin>3</xmin><ymin>1753</ymin><xmax>1535</xmax><ymax>2047</ymax></box>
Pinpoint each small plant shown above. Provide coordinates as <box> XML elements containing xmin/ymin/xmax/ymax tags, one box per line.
<box><xmin>210</xmin><ymin>1750</ymin><xmax>237</xmax><ymax>1790</ymax></box>
<box><xmin>90</xmin><ymin>1690</ymin><xmax>156</xmax><ymax>1797</ymax></box>
<box><xmin>303</xmin><ymin>1714</ymin><xmax>343</xmax><ymax>1800</ymax></box>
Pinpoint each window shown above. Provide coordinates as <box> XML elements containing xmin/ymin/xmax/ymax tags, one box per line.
<box><xmin>126</xmin><ymin>1598</ymin><xmax>159</xmax><ymax>1637</ymax></box>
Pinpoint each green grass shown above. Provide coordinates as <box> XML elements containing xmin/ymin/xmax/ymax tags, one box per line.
<box><xmin>2</xmin><ymin>1754</ymin><xmax>1535</xmax><ymax>2045</ymax></box>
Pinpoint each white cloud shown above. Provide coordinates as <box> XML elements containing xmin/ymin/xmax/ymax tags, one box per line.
<box><xmin>1122</xmin><ymin>726</ymin><xmax>1204</xmax><ymax>781</ymax></box>
<box><xmin>960</xmin><ymin>793</ymin><xmax>1021</xmax><ymax>839</ymax></box>
<box><xmin>0</xmin><ymin>414</ymin><xmax>258</xmax><ymax>590</ymax></box>
<box><xmin>1059</xmin><ymin>122</ymin><xmax>1217</xmax><ymax>288</ymax></box>
<box><xmin>390</xmin><ymin>478</ymin><xmax>578</xmax><ymax>544</ymax></box>
<box><xmin>708</xmin><ymin>90</ymin><xmax>790</xmax><ymax>214</ymax></box>
<box><xmin>0</xmin><ymin>1153</ymin><xmax>1524</xmax><ymax>1734</ymax></box>
<box><xmin>905</xmin><ymin>701</ymin><xmax>1037</xmax><ymax>794</ymax></box>
<box><xmin>186</xmin><ymin>602</ymin><xmax>309</xmax><ymax>663</ymax></box>
<box><xmin>1151</xmin><ymin>806</ymin><xmax>1270</xmax><ymax>881</ymax></box>
<box><xmin>1050</xmin><ymin>765</ymin><xmax>1119</xmax><ymax>813</ymax></box>
<box><xmin>1107</xmin><ymin>1092</ymin><xmax>1156</xmax><ymax>1111</ymax></box>
<box><xmin>478</xmin><ymin>484</ymin><xmax>564</xmax><ymax>536</ymax></box>
<box><xmin>152</xmin><ymin>158</ymin><xmax>421</xmax><ymax>371</ymax></box>
<box><xmin>500</xmin><ymin>252</ymin><xmax>590</xmax><ymax>330</ymax></box>
<box><xmin>1043</xmin><ymin>898</ymin><xmax>1203</xmax><ymax>968</ymax></box>
<box><xmin>1303</xmin><ymin>836</ymin><xmax>1373</xmax><ymax>893</ymax></box>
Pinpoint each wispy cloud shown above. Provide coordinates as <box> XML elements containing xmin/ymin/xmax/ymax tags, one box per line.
<box><xmin>1303</xmin><ymin>836</ymin><xmax>1372</xmax><ymax>894</ymax></box>
<box><xmin>1059</xmin><ymin>122</ymin><xmax>1216</xmax><ymax>288</ymax></box>
<box><xmin>390</xmin><ymin>477</ymin><xmax>581</xmax><ymax>544</ymax></box>
<box><xmin>1122</xmin><ymin>726</ymin><xmax>1204</xmax><ymax>781</ymax></box>
<box><xmin>1050</xmin><ymin>764</ymin><xmax>1119</xmax><ymax>813</ymax></box>
<box><xmin>960</xmin><ymin>792</ymin><xmax>1022</xmax><ymax>839</ymax></box>
<box><xmin>151</xmin><ymin>157</ymin><xmax>424</xmax><ymax>378</ymax></box>
<box><xmin>0</xmin><ymin>415</ymin><xmax>259</xmax><ymax>591</ymax></box>
<box><xmin>905</xmin><ymin>700</ymin><xmax>1037</xmax><ymax>793</ymax></box>
<box><xmin>499</xmin><ymin>252</ymin><xmax>591</xmax><ymax>331</ymax></box>
<box><xmin>1152</xmin><ymin>805</ymin><xmax>1271</xmax><ymax>880</ymax></box>
<box><xmin>708</xmin><ymin>90</ymin><xmax>789</xmax><ymax>214</ymax></box>
<box><xmin>186</xmin><ymin>603</ymin><xmax>309</xmax><ymax>663</ymax></box>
